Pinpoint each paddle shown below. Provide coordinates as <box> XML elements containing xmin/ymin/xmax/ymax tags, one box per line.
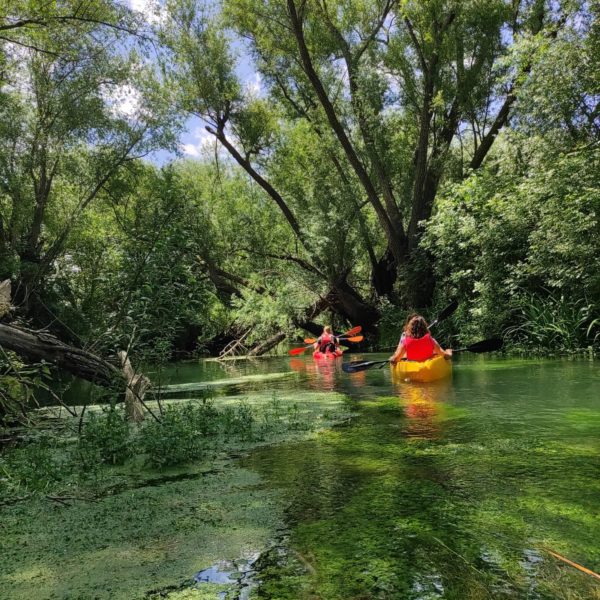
<box><xmin>303</xmin><ymin>325</ymin><xmax>362</xmax><ymax>344</ymax></box>
<box><xmin>289</xmin><ymin>335</ymin><xmax>364</xmax><ymax>356</ymax></box>
<box><xmin>428</xmin><ymin>299</ymin><xmax>458</xmax><ymax>329</ymax></box>
<box><xmin>342</xmin><ymin>338</ymin><xmax>503</xmax><ymax>373</ymax></box>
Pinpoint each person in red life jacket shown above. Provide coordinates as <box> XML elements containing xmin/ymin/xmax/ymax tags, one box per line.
<box><xmin>389</xmin><ymin>315</ymin><xmax>452</xmax><ymax>364</ymax></box>
<box><xmin>314</xmin><ymin>325</ymin><xmax>339</xmax><ymax>354</ymax></box>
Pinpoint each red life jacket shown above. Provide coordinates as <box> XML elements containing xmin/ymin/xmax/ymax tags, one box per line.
<box><xmin>403</xmin><ymin>333</ymin><xmax>435</xmax><ymax>361</ymax></box>
<box><xmin>318</xmin><ymin>332</ymin><xmax>335</xmax><ymax>352</ymax></box>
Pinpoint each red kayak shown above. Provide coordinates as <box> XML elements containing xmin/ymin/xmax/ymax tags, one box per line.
<box><xmin>313</xmin><ymin>349</ymin><xmax>343</xmax><ymax>360</ymax></box>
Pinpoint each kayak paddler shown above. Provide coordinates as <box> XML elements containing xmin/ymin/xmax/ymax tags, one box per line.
<box><xmin>389</xmin><ymin>314</ymin><xmax>452</xmax><ymax>364</ymax></box>
<box><xmin>314</xmin><ymin>326</ymin><xmax>340</xmax><ymax>355</ymax></box>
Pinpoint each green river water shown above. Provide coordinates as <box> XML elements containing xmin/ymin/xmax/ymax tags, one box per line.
<box><xmin>156</xmin><ymin>354</ymin><xmax>600</xmax><ymax>599</ymax></box>
<box><xmin>4</xmin><ymin>354</ymin><xmax>600</xmax><ymax>599</ymax></box>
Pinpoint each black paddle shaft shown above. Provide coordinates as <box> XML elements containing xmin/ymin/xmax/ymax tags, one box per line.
<box><xmin>342</xmin><ymin>338</ymin><xmax>503</xmax><ymax>373</ymax></box>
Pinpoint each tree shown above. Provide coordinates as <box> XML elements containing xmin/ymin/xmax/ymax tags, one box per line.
<box><xmin>218</xmin><ymin>0</ymin><xmax>570</xmax><ymax>305</ymax></box>
<box><xmin>0</xmin><ymin>1</ymin><xmax>177</xmax><ymax>322</ymax></box>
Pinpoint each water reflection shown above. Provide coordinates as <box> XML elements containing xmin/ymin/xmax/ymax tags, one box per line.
<box><xmin>289</xmin><ymin>356</ymin><xmax>344</xmax><ymax>391</ymax></box>
<box><xmin>392</xmin><ymin>372</ymin><xmax>452</xmax><ymax>440</ymax></box>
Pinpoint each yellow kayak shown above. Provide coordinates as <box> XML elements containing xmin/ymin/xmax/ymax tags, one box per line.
<box><xmin>391</xmin><ymin>355</ymin><xmax>452</xmax><ymax>383</ymax></box>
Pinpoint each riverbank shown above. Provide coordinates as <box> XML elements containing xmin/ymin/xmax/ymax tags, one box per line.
<box><xmin>0</xmin><ymin>390</ymin><xmax>354</xmax><ymax>600</ymax></box>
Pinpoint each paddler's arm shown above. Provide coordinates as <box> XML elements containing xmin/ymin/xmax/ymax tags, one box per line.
<box><xmin>432</xmin><ymin>338</ymin><xmax>452</xmax><ymax>360</ymax></box>
<box><xmin>389</xmin><ymin>340</ymin><xmax>407</xmax><ymax>364</ymax></box>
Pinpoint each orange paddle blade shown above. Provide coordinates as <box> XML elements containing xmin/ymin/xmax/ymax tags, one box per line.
<box><xmin>344</xmin><ymin>325</ymin><xmax>361</xmax><ymax>336</ymax></box>
<box><xmin>288</xmin><ymin>345</ymin><xmax>310</xmax><ymax>356</ymax></box>
<box><xmin>344</xmin><ymin>335</ymin><xmax>363</xmax><ymax>343</ymax></box>
<box><xmin>304</xmin><ymin>337</ymin><xmax>317</xmax><ymax>344</ymax></box>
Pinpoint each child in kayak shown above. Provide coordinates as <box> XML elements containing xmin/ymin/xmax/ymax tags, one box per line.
<box><xmin>314</xmin><ymin>326</ymin><xmax>340</xmax><ymax>354</ymax></box>
<box><xmin>389</xmin><ymin>315</ymin><xmax>452</xmax><ymax>363</ymax></box>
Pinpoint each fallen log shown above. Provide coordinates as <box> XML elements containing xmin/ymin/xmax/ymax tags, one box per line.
<box><xmin>0</xmin><ymin>323</ymin><xmax>151</xmax><ymax>421</ymax></box>
<box><xmin>0</xmin><ymin>323</ymin><xmax>120</xmax><ymax>386</ymax></box>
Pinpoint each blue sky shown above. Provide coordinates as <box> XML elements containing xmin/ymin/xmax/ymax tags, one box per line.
<box><xmin>126</xmin><ymin>0</ymin><xmax>262</xmax><ymax>165</ymax></box>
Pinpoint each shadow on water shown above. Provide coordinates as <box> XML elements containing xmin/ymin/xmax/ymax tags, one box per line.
<box><xmin>237</xmin><ymin>355</ymin><xmax>600</xmax><ymax>599</ymax></box>
<box><xmin>45</xmin><ymin>353</ymin><xmax>600</xmax><ymax>599</ymax></box>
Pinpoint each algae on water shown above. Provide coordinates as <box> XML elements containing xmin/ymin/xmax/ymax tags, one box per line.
<box><xmin>0</xmin><ymin>390</ymin><xmax>351</xmax><ymax>600</ymax></box>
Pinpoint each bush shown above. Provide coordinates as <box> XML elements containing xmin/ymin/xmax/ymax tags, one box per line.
<box><xmin>506</xmin><ymin>291</ymin><xmax>599</xmax><ymax>353</ymax></box>
<box><xmin>220</xmin><ymin>400</ymin><xmax>255</xmax><ymax>440</ymax></box>
<box><xmin>1</xmin><ymin>438</ymin><xmax>64</xmax><ymax>494</ymax></box>
<box><xmin>137</xmin><ymin>404</ymin><xmax>209</xmax><ymax>468</ymax></box>
<box><xmin>78</xmin><ymin>406</ymin><xmax>132</xmax><ymax>467</ymax></box>
<box><xmin>422</xmin><ymin>136</ymin><xmax>600</xmax><ymax>350</ymax></box>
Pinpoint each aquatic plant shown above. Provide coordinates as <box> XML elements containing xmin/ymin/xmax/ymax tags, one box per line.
<box><xmin>78</xmin><ymin>405</ymin><xmax>132</xmax><ymax>467</ymax></box>
<box><xmin>137</xmin><ymin>404</ymin><xmax>209</xmax><ymax>468</ymax></box>
<box><xmin>505</xmin><ymin>291</ymin><xmax>599</xmax><ymax>353</ymax></box>
<box><xmin>1</xmin><ymin>436</ymin><xmax>64</xmax><ymax>494</ymax></box>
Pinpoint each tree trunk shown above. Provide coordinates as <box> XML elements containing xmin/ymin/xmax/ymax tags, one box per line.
<box><xmin>118</xmin><ymin>351</ymin><xmax>148</xmax><ymax>422</ymax></box>
<box><xmin>248</xmin><ymin>332</ymin><xmax>286</xmax><ymax>356</ymax></box>
<box><xmin>330</xmin><ymin>279</ymin><xmax>380</xmax><ymax>331</ymax></box>
<box><xmin>371</xmin><ymin>248</ymin><xmax>397</xmax><ymax>297</ymax></box>
<box><xmin>0</xmin><ymin>323</ymin><xmax>149</xmax><ymax>421</ymax></box>
<box><xmin>0</xmin><ymin>323</ymin><xmax>120</xmax><ymax>386</ymax></box>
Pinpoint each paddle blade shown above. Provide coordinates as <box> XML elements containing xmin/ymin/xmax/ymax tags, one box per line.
<box><xmin>344</xmin><ymin>325</ymin><xmax>362</xmax><ymax>336</ymax></box>
<box><xmin>342</xmin><ymin>335</ymin><xmax>363</xmax><ymax>343</ymax></box>
<box><xmin>288</xmin><ymin>346</ymin><xmax>309</xmax><ymax>356</ymax></box>
<box><xmin>436</xmin><ymin>299</ymin><xmax>459</xmax><ymax>323</ymax></box>
<box><xmin>304</xmin><ymin>338</ymin><xmax>317</xmax><ymax>344</ymax></box>
<box><xmin>342</xmin><ymin>360</ymin><xmax>387</xmax><ymax>373</ymax></box>
<box><xmin>463</xmin><ymin>338</ymin><xmax>503</xmax><ymax>353</ymax></box>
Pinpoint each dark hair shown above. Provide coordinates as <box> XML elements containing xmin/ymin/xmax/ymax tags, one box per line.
<box><xmin>403</xmin><ymin>312</ymin><xmax>419</xmax><ymax>331</ymax></box>
<box><xmin>404</xmin><ymin>315</ymin><xmax>429</xmax><ymax>339</ymax></box>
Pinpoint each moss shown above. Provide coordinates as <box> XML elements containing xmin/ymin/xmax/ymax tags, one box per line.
<box><xmin>0</xmin><ymin>391</ymin><xmax>350</xmax><ymax>600</ymax></box>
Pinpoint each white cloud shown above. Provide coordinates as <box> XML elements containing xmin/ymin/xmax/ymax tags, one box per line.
<box><xmin>180</xmin><ymin>143</ymin><xmax>200</xmax><ymax>157</ymax></box>
<box><xmin>101</xmin><ymin>83</ymin><xmax>143</xmax><ymax>119</ymax></box>
<box><xmin>179</xmin><ymin>125</ymin><xmax>219</xmax><ymax>158</ymax></box>
<box><xmin>128</xmin><ymin>0</ymin><xmax>166</xmax><ymax>25</ymax></box>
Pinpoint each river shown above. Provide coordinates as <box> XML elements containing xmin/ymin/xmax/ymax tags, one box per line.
<box><xmin>153</xmin><ymin>353</ymin><xmax>600</xmax><ymax>599</ymax></box>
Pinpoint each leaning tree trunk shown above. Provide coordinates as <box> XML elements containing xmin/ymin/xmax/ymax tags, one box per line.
<box><xmin>248</xmin><ymin>332</ymin><xmax>287</xmax><ymax>356</ymax></box>
<box><xmin>0</xmin><ymin>322</ymin><xmax>149</xmax><ymax>421</ymax></box>
<box><xmin>0</xmin><ymin>323</ymin><xmax>121</xmax><ymax>386</ymax></box>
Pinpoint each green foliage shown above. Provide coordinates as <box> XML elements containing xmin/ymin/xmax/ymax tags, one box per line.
<box><xmin>1</xmin><ymin>436</ymin><xmax>63</xmax><ymax>495</ymax></box>
<box><xmin>423</xmin><ymin>136</ymin><xmax>600</xmax><ymax>351</ymax></box>
<box><xmin>78</xmin><ymin>406</ymin><xmax>132</xmax><ymax>467</ymax></box>
<box><xmin>220</xmin><ymin>400</ymin><xmax>256</xmax><ymax>440</ymax></box>
<box><xmin>137</xmin><ymin>403</ymin><xmax>211</xmax><ymax>467</ymax></box>
<box><xmin>506</xmin><ymin>291</ymin><xmax>599</xmax><ymax>353</ymax></box>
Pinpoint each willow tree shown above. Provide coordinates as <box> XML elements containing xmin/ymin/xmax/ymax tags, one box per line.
<box><xmin>161</xmin><ymin>4</ymin><xmax>380</xmax><ymax>329</ymax></box>
<box><xmin>0</xmin><ymin>0</ymin><xmax>176</xmax><ymax>323</ymax></box>
<box><xmin>164</xmin><ymin>0</ymin><xmax>571</xmax><ymax>311</ymax></box>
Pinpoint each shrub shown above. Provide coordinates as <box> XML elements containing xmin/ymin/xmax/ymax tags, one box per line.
<box><xmin>220</xmin><ymin>400</ymin><xmax>255</xmax><ymax>440</ymax></box>
<box><xmin>1</xmin><ymin>438</ymin><xmax>64</xmax><ymax>494</ymax></box>
<box><xmin>422</xmin><ymin>137</ymin><xmax>600</xmax><ymax>350</ymax></box>
<box><xmin>78</xmin><ymin>406</ymin><xmax>132</xmax><ymax>467</ymax></box>
<box><xmin>137</xmin><ymin>404</ymin><xmax>208</xmax><ymax>467</ymax></box>
<box><xmin>506</xmin><ymin>291</ymin><xmax>599</xmax><ymax>352</ymax></box>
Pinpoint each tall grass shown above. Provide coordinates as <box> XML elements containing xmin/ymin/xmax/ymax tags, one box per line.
<box><xmin>505</xmin><ymin>291</ymin><xmax>599</xmax><ymax>353</ymax></box>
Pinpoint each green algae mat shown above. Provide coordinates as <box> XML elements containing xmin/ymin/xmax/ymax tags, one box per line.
<box><xmin>2</xmin><ymin>356</ymin><xmax>600</xmax><ymax>599</ymax></box>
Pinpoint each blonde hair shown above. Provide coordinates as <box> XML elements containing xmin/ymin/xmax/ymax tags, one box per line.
<box><xmin>323</xmin><ymin>325</ymin><xmax>332</xmax><ymax>334</ymax></box>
